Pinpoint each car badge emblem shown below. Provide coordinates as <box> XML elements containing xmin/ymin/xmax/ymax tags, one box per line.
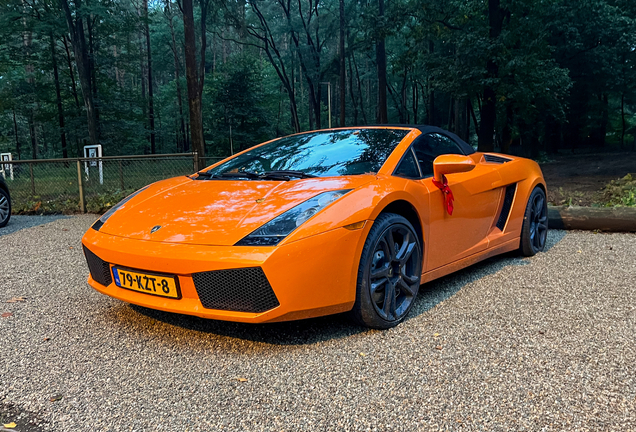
<box><xmin>150</xmin><ymin>225</ymin><xmax>162</xmax><ymax>234</ymax></box>
<box><xmin>255</xmin><ymin>198</ymin><xmax>265</xmax><ymax>203</ymax></box>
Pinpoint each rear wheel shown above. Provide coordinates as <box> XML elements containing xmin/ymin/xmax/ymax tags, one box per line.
<box><xmin>350</xmin><ymin>213</ymin><xmax>422</xmax><ymax>329</ymax></box>
<box><xmin>0</xmin><ymin>188</ymin><xmax>10</xmax><ymax>228</ymax></box>
<box><xmin>519</xmin><ymin>187</ymin><xmax>548</xmax><ymax>256</ymax></box>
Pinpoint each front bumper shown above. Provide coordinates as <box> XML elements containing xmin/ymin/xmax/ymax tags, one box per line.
<box><xmin>81</xmin><ymin>223</ymin><xmax>370</xmax><ymax>323</ymax></box>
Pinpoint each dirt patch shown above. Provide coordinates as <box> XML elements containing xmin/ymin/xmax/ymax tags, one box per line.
<box><xmin>540</xmin><ymin>152</ymin><xmax>636</xmax><ymax>206</ymax></box>
<box><xmin>0</xmin><ymin>401</ymin><xmax>47</xmax><ymax>432</ymax></box>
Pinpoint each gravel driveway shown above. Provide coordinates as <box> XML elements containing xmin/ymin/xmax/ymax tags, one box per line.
<box><xmin>1</xmin><ymin>215</ymin><xmax>635</xmax><ymax>431</ymax></box>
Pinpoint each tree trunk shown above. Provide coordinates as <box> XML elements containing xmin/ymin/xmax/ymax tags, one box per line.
<box><xmin>29</xmin><ymin>111</ymin><xmax>37</xmax><ymax>159</ymax></box>
<box><xmin>376</xmin><ymin>0</ymin><xmax>387</xmax><ymax>123</ymax></box>
<box><xmin>165</xmin><ymin>0</ymin><xmax>188</xmax><ymax>152</ymax></box>
<box><xmin>352</xmin><ymin>52</ymin><xmax>367</xmax><ymax>124</ymax></box>
<box><xmin>143</xmin><ymin>0</ymin><xmax>156</xmax><ymax>153</ymax></box>
<box><xmin>50</xmin><ymin>34</ymin><xmax>68</xmax><ymax>159</ymax></box>
<box><xmin>621</xmin><ymin>92</ymin><xmax>626</xmax><ymax>149</ymax></box>
<box><xmin>87</xmin><ymin>17</ymin><xmax>100</xmax><ymax>141</ymax></box>
<box><xmin>60</xmin><ymin>0</ymin><xmax>100</xmax><ymax>146</ymax></box>
<box><xmin>599</xmin><ymin>93</ymin><xmax>608</xmax><ymax>148</ymax></box>
<box><xmin>347</xmin><ymin>55</ymin><xmax>358</xmax><ymax>125</ymax></box>
<box><xmin>62</xmin><ymin>36</ymin><xmax>81</xmax><ymax>111</ymax></box>
<box><xmin>338</xmin><ymin>0</ymin><xmax>346</xmax><ymax>127</ymax></box>
<box><xmin>12</xmin><ymin>109</ymin><xmax>21</xmax><ymax>159</ymax></box>
<box><xmin>478</xmin><ymin>0</ymin><xmax>504</xmax><ymax>152</ymax></box>
<box><xmin>182</xmin><ymin>0</ymin><xmax>206</xmax><ymax>161</ymax></box>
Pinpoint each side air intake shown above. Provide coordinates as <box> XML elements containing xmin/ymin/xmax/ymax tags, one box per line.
<box><xmin>496</xmin><ymin>184</ymin><xmax>517</xmax><ymax>231</ymax></box>
<box><xmin>484</xmin><ymin>154</ymin><xmax>512</xmax><ymax>164</ymax></box>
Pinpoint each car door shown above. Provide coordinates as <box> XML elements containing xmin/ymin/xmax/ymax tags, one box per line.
<box><xmin>413</xmin><ymin>133</ymin><xmax>502</xmax><ymax>271</ymax></box>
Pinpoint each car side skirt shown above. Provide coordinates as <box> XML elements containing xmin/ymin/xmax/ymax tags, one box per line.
<box><xmin>420</xmin><ymin>238</ymin><xmax>520</xmax><ymax>285</ymax></box>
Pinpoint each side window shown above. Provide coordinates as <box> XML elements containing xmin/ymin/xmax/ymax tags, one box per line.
<box><xmin>393</xmin><ymin>149</ymin><xmax>421</xmax><ymax>179</ymax></box>
<box><xmin>412</xmin><ymin>133</ymin><xmax>464</xmax><ymax>177</ymax></box>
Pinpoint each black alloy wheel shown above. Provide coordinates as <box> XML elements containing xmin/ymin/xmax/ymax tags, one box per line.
<box><xmin>0</xmin><ymin>187</ymin><xmax>10</xmax><ymax>228</ymax></box>
<box><xmin>351</xmin><ymin>213</ymin><xmax>422</xmax><ymax>329</ymax></box>
<box><xmin>520</xmin><ymin>187</ymin><xmax>548</xmax><ymax>256</ymax></box>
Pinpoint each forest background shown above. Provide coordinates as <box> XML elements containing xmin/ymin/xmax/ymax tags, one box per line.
<box><xmin>1</xmin><ymin>0</ymin><xmax>635</xmax><ymax>164</ymax></box>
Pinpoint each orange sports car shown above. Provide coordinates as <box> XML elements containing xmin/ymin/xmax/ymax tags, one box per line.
<box><xmin>82</xmin><ymin>126</ymin><xmax>547</xmax><ymax>328</ymax></box>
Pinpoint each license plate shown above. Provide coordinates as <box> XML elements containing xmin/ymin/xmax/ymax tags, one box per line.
<box><xmin>112</xmin><ymin>267</ymin><xmax>181</xmax><ymax>299</ymax></box>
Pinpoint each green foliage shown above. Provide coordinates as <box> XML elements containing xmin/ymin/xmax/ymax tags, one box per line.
<box><xmin>601</xmin><ymin>174</ymin><xmax>636</xmax><ymax>207</ymax></box>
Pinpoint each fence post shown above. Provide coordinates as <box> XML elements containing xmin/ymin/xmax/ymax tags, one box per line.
<box><xmin>193</xmin><ymin>152</ymin><xmax>199</xmax><ymax>172</ymax></box>
<box><xmin>119</xmin><ymin>159</ymin><xmax>124</xmax><ymax>190</ymax></box>
<box><xmin>77</xmin><ymin>159</ymin><xmax>86</xmax><ymax>213</ymax></box>
<box><xmin>29</xmin><ymin>163</ymin><xmax>36</xmax><ymax>197</ymax></box>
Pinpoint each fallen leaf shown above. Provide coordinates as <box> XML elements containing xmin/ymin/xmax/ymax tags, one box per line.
<box><xmin>433</xmin><ymin>333</ymin><xmax>441</xmax><ymax>338</ymax></box>
<box><xmin>435</xmin><ymin>346</ymin><xmax>442</xmax><ymax>350</ymax></box>
<box><xmin>33</xmin><ymin>201</ymin><xmax>42</xmax><ymax>211</ymax></box>
<box><xmin>50</xmin><ymin>394</ymin><xmax>63</xmax><ymax>402</ymax></box>
<box><xmin>359</xmin><ymin>352</ymin><xmax>366</xmax><ymax>357</ymax></box>
<box><xmin>6</xmin><ymin>297</ymin><xmax>26</xmax><ymax>303</ymax></box>
<box><xmin>43</xmin><ymin>337</ymin><xmax>51</xmax><ymax>341</ymax></box>
<box><xmin>62</xmin><ymin>229</ymin><xmax>69</xmax><ymax>231</ymax></box>
<box><xmin>236</xmin><ymin>377</ymin><xmax>248</xmax><ymax>382</ymax></box>
<box><xmin>3</xmin><ymin>422</ymin><xmax>17</xmax><ymax>429</ymax></box>
<box><xmin>1</xmin><ymin>312</ymin><xmax>13</xmax><ymax>318</ymax></box>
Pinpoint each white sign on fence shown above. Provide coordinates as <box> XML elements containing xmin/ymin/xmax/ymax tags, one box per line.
<box><xmin>83</xmin><ymin>145</ymin><xmax>103</xmax><ymax>185</ymax></box>
<box><xmin>0</xmin><ymin>153</ymin><xmax>13</xmax><ymax>180</ymax></box>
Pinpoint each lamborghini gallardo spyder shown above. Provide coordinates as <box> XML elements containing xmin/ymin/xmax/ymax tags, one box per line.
<box><xmin>82</xmin><ymin>126</ymin><xmax>548</xmax><ymax>328</ymax></box>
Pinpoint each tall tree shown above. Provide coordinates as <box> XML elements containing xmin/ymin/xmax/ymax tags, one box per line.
<box><xmin>181</xmin><ymin>0</ymin><xmax>209</xmax><ymax>160</ymax></box>
<box><xmin>143</xmin><ymin>0</ymin><xmax>156</xmax><ymax>153</ymax></box>
<box><xmin>338</xmin><ymin>0</ymin><xmax>346</xmax><ymax>127</ymax></box>
<box><xmin>478</xmin><ymin>0</ymin><xmax>505</xmax><ymax>152</ymax></box>
<box><xmin>60</xmin><ymin>0</ymin><xmax>99</xmax><ymax>146</ymax></box>
<box><xmin>50</xmin><ymin>34</ymin><xmax>68</xmax><ymax>158</ymax></box>
<box><xmin>376</xmin><ymin>0</ymin><xmax>387</xmax><ymax>123</ymax></box>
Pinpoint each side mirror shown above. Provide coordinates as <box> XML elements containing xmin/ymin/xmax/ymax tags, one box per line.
<box><xmin>433</xmin><ymin>154</ymin><xmax>476</xmax><ymax>182</ymax></box>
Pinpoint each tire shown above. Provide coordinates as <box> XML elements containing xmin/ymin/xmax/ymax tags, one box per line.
<box><xmin>519</xmin><ymin>187</ymin><xmax>548</xmax><ymax>257</ymax></box>
<box><xmin>0</xmin><ymin>187</ymin><xmax>10</xmax><ymax>228</ymax></box>
<box><xmin>350</xmin><ymin>213</ymin><xmax>422</xmax><ymax>329</ymax></box>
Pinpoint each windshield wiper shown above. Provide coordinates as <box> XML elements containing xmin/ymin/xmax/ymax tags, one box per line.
<box><xmin>262</xmin><ymin>170</ymin><xmax>317</xmax><ymax>180</ymax></box>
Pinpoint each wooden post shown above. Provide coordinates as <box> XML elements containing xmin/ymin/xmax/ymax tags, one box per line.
<box><xmin>193</xmin><ymin>152</ymin><xmax>199</xmax><ymax>173</ymax></box>
<box><xmin>29</xmin><ymin>163</ymin><xmax>35</xmax><ymax>196</ymax></box>
<box><xmin>119</xmin><ymin>159</ymin><xmax>124</xmax><ymax>190</ymax></box>
<box><xmin>77</xmin><ymin>159</ymin><xmax>86</xmax><ymax>213</ymax></box>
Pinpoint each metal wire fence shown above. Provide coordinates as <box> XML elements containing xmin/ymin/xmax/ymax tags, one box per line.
<box><xmin>0</xmin><ymin>153</ymin><xmax>222</xmax><ymax>214</ymax></box>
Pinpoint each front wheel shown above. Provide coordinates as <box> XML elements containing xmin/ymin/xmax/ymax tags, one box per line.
<box><xmin>350</xmin><ymin>213</ymin><xmax>422</xmax><ymax>329</ymax></box>
<box><xmin>0</xmin><ymin>188</ymin><xmax>10</xmax><ymax>228</ymax></box>
<box><xmin>519</xmin><ymin>187</ymin><xmax>548</xmax><ymax>256</ymax></box>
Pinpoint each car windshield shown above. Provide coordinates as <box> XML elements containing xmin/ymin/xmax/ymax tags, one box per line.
<box><xmin>204</xmin><ymin>128</ymin><xmax>411</xmax><ymax>178</ymax></box>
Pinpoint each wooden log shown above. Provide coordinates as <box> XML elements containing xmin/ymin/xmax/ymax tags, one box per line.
<box><xmin>548</xmin><ymin>205</ymin><xmax>636</xmax><ymax>232</ymax></box>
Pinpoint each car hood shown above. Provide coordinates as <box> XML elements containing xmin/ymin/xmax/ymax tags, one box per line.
<box><xmin>99</xmin><ymin>175</ymin><xmax>375</xmax><ymax>246</ymax></box>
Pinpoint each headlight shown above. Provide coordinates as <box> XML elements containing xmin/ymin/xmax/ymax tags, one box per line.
<box><xmin>91</xmin><ymin>186</ymin><xmax>149</xmax><ymax>231</ymax></box>
<box><xmin>236</xmin><ymin>189</ymin><xmax>352</xmax><ymax>246</ymax></box>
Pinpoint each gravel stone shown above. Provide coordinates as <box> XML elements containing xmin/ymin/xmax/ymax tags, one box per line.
<box><xmin>1</xmin><ymin>215</ymin><xmax>635</xmax><ymax>431</ymax></box>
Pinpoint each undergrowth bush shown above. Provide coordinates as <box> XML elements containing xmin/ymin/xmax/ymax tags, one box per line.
<box><xmin>600</xmin><ymin>174</ymin><xmax>636</xmax><ymax>207</ymax></box>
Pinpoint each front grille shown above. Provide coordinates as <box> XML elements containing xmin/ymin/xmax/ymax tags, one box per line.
<box><xmin>496</xmin><ymin>184</ymin><xmax>517</xmax><ymax>230</ymax></box>
<box><xmin>192</xmin><ymin>267</ymin><xmax>280</xmax><ymax>313</ymax></box>
<box><xmin>484</xmin><ymin>154</ymin><xmax>512</xmax><ymax>164</ymax></box>
<box><xmin>83</xmin><ymin>246</ymin><xmax>112</xmax><ymax>286</ymax></box>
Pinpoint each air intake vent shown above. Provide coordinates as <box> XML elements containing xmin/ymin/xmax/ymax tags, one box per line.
<box><xmin>496</xmin><ymin>184</ymin><xmax>517</xmax><ymax>231</ymax></box>
<box><xmin>83</xmin><ymin>246</ymin><xmax>113</xmax><ymax>286</ymax></box>
<box><xmin>484</xmin><ymin>154</ymin><xmax>512</xmax><ymax>164</ymax></box>
<box><xmin>192</xmin><ymin>267</ymin><xmax>280</xmax><ymax>313</ymax></box>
